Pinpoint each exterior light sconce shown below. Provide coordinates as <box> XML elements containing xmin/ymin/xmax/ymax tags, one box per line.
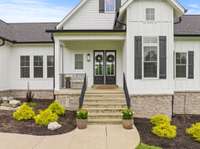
<box><xmin>87</xmin><ymin>53</ymin><xmax>91</xmax><ymax>62</ymax></box>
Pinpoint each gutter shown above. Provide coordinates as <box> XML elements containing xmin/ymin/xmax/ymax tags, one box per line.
<box><xmin>46</xmin><ymin>29</ymin><xmax>126</xmax><ymax>33</ymax></box>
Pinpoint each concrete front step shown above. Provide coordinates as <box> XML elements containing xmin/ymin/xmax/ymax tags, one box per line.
<box><xmin>84</xmin><ymin>104</ymin><xmax>126</xmax><ymax>109</ymax></box>
<box><xmin>84</xmin><ymin>94</ymin><xmax>125</xmax><ymax>98</ymax></box>
<box><xmin>88</xmin><ymin>118</ymin><xmax>122</xmax><ymax>124</ymax></box>
<box><xmin>84</xmin><ymin>102</ymin><xmax>126</xmax><ymax>106</ymax></box>
<box><xmin>89</xmin><ymin>113</ymin><xmax>122</xmax><ymax>119</ymax></box>
<box><xmin>86</xmin><ymin>107</ymin><xmax>124</xmax><ymax>113</ymax></box>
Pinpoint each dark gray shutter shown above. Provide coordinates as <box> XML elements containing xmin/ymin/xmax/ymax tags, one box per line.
<box><xmin>159</xmin><ymin>36</ymin><xmax>167</xmax><ymax>79</ymax></box>
<box><xmin>135</xmin><ymin>36</ymin><xmax>142</xmax><ymax>79</ymax></box>
<box><xmin>116</xmin><ymin>0</ymin><xmax>121</xmax><ymax>12</ymax></box>
<box><xmin>99</xmin><ymin>0</ymin><xmax>105</xmax><ymax>13</ymax></box>
<box><xmin>188</xmin><ymin>51</ymin><xmax>194</xmax><ymax>79</ymax></box>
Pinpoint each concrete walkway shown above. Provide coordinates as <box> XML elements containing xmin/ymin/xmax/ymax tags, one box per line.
<box><xmin>0</xmin><ymin>125</ymin><xmax>140</xmax><ymax>149</ymax></box>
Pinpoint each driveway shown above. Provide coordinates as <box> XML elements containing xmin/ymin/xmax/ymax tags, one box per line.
<box><xmin>0</xmin><ymin>125</ymin><xmax>140</xmax><ymax>149</ymax></box>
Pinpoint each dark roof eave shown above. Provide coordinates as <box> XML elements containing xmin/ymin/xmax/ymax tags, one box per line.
<box><xmin>175</xmin><ymin>34</ymin><xmax>200</xmax><ymax>37</ymax></box>
<box><xmin>46</xmin><ymin>29</ymin><xmax>126</xmax><ymax>33</ymax></box>
<box><xmin>13</xmin><ymin>41</ymin><xmax>54</xmax><ymax>44</ymax></box>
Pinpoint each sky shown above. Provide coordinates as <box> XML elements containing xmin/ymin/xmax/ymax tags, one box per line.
<box><xmin>0</xmin><ymin>0</ymin><xmax>199</xmax><ymax>23</ymax></box>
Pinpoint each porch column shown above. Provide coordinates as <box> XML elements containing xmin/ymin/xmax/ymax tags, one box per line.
<box><xmin>54</xmin><ymin>39</ymin><xmax>61</xmax><ymax>90</ymax></box>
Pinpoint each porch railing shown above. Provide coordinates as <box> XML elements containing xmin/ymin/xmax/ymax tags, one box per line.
<box><xmin>59</xmin><ymin>73</ymin><xmax>85</xmax><ymax>89</ymax></box>
<box><xmin>79</xmin><ymin>74</ymin><xmax>87</xmax><ymax>109</ymax></box>
<box><xmin>123</xmin><ymin>73</ymin><xmax>131</xmax><ymax>109</ymax></box>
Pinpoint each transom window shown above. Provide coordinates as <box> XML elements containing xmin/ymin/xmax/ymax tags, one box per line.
<box><xmin>20</xmin><ymin>56</ymin><xmax>30</xmax><ymax>78</ymax></box>
<box><xmin>176</xmin><ymin>52</ymin><xmax>187</xmax><ymax>78</ymax></box>
<box><xmin>47</xmin><ymin>56</ymin><xmax>54</xmax><ymax>78</ymax></box>
<box><xmin>105</xmin><ymin>0</ymin><xmax>116</xmax><ymax>12</ymax></box>
<box><xmin>75</xmin><ymin>54</ymin><xmax>84</xmax><ymax>70</ymax></box>
<box><xmin>143</xmin><ymin>36</ymin><xmax>158</xmax><ymax>78</ymax></box>
<box><xmin>34</xmin><ymin>56</ymin><xmax>43</xmax><ymax>78</ymax></box>
<box><xmin>146</xmin><ymin>8</ymin><xmax>155</xmax><ymax>21</ymax></box>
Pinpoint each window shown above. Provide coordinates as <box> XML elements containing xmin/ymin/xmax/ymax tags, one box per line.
<box><xmin>20</xmin><ymin>56</ymin><xmax>30</xmax><ymax>78</ymax></box>
<box><xmin>143</xmin><ymin>46</ymin><xmax>158</xmax><ymax>78</ymax></box>
<box><xmin>143</xmin><ymin>36</ymin><xmax>158</xmax><ymax>78</ymax></box>
<box><xmin>34</xmin><ymin>56</ymin><xmax>43</xmax><ymax>78</ymax></box>
<box><xmin>75</xmin><ymin>54</ymin><xmax>84</xmax><ymax>70</ymax></box>
<box><xmin>105</xmin><ymin>0</ymin><xmax>116</xmax><ymax>12</ymax></box>
<box><xmin>47</xmin><ymin>56</ymin><xmax>54</xmax><ymax>78</ymax></box>
<box><xmin>146</xmin><ymin>8</ymin><xmax>155</xmax><ymax>21</ymax></box>
<box><xmin>176</xmin><ymin>53</ymin><xmax>187</xmax><ymax>78</ymax></box>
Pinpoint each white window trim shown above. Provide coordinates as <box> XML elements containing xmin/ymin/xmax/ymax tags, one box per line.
<box><xmin>145</xmin><ymin>8</ymin><xmax>155</xmax><ymax>21</ymax></box>
<box><xmin>20</xmin><ymin>55</ymin><xmax>30</xmax><ymax>79</ymax></box>
<box><xmin>33</xmin><ymin>55</ymin><xmax>44</xmax><ymax>79</ymax></box>
<box><xmin>47</xmin><ymin>55</ymin><xmax>54</xmax><ymax>78</ymax></box>
<box><xmin>74</xmin><ymin>53</ymin><xmax>84</xmax><ymax>70</ymax></box>
<box><xmin>104</xmin><ymin>0</ymin><xmax>116</xmax><ymax>13</ymax></box>
<box><xmin>142</xmin><ymin>36</ymin><xmax>159</xmax><ymax>79</ymax></box>
<box><xmin>175</xmin><ymin>52</ymin><xmax>188</xmax><ymax>79</ymax></box>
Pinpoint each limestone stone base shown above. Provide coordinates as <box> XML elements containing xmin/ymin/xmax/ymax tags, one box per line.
<box><xmin>131</xmin><ymin>95</ymin><xmax>173</xmax><ymax>118</ymax></box>
<box><xmin>0</xmin><ymin>90</ymin><xmax>54</xmax><ymax>100</ymax></box>
<box><xmin>174</xmin><ymin>92</ymin><xmax>200</xmax><ymax>115</ymax></box>
<box><xmin>55</xmin><ymin>89</ymin><xmax>80</xmax><ymax>111</ymax></box>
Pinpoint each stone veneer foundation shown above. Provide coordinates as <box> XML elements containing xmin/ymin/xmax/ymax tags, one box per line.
<box><xmin>54</xmin><ymin>89</ymin><xmax>80</xmax><ymax>111</ymax></box>
<box><xmin>0</xmin><ymin>90</ymin><xmax>54</xmax><ymax>100</ymax></box>
<box><xmin>131</xmin><ymin>95</ymin><xmax>173</xmax><ymax>118</ymax></box>
<box><xmin>173</xmin><ymin>92</ymin><xmax>200</xmax><ymax>115</ymax></box>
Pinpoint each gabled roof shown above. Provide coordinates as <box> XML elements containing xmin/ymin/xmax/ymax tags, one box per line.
<box><xmin>57</xmin><ymin>0</ymin><xmax>88</xmax><ymax>29</ymax></box>
<box><xmin>119</xmin><ymin>0</ymin><xmax>186</xmax><ymax>18</ymax></box>
<box><xmin>0</xmin><ymin>21</ymin><xmax>58</xmax><ymax>43</ymax></box>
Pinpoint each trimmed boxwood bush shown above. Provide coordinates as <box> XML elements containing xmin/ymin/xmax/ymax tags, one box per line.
<box><xmin>48</xmin><ymin>101</ymin><xmax>65</xmax><ymax>116</ymax></box>
<box><xmin>13</xmin><ymin>103</ymin><xmax>35</xmax><ymax>121</ymax></box>
<box><xmin>186</xmin><ymin>122</ymin><xmax>200</xmax><ymax>142</ymax></box>
<box><xmin>122</xmin><ymin>108</ymin><xmax>134</xmax><ymax>120</ymax></box>
<box><xmin>76</xmin><ymin>109</ymin><xmax>88</xmax><ymax>119</ymax></box>
<box><xmin>150</xmin><ymin>114</ymin><xmax>171</xmax><ymax>126</ymax></box>
<box><xmin>34</xmin><ymin>109</ymin><xmax>58</xmax><ymax>126</ymax></box>
<box><xmin>150</xmin><ymin>114</ymin><xmax>176</xmax><ymax>139</ymax></box>
<box><xmin>136</xmin><ymin>143</ymin><xmax>162</xmax><ymax>149</ymax></box>
<box><xmin>152</xmin><ymin>123</ymin><xmax>177</xmax><ymax>139</ymax></box>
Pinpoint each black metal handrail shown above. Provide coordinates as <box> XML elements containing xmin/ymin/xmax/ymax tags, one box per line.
<box><xmin>123</xmin><ymin>73</ymin><xmax>131</xmax><ymax>109</ymax></box>
<box><xmin>79</xmin><ymin>74</ymin><xmax>87</xmax><ymax>109</ymax></box>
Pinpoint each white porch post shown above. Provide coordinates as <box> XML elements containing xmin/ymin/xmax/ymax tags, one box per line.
<box><xmin>54</xmin><ymin>39</ymin><xmax>61</xmax><ymax>90</ymax></box>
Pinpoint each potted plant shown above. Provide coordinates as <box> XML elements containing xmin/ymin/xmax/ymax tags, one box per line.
<box><xmin>122</xmin><ymin>108</ymin><xmax>134</xmax><ymax>129</ymax></box>
<box><xmin>76</xmin><ymin>109</ymin><xmax>88</xmax><ymax>129</ymax></box>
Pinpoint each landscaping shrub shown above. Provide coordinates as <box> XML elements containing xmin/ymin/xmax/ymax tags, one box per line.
<box><xmin>122</xmin><ymin>108</ymin><xmax>134</xmax><ymax>120</ymax></box>
<box><xmin>186</xmin><ymin>122</ymin><xmax>200</xmax><ymax>142</ymax></box>
<box><xmin>34</xmin><ymin>109</ymin><xmax>58</xmax><ymax>126</ymax></box>
<box><xmin>48</xmin><ymin>101</ymin><xmax>65</xmax><ymax>116</ymax></box>
<box><xmin>150</xmin><ymin>114</ymin><xmax>171</xmax><ymax>126</ymax></box>
<box><xmin>152</xmin><ymin>123</ymin><xmax>177</xmax><ymax>139</ymax></box>
<box><xmin>136</xmin><ymin>143</ymin><xmax>162</xmax><ymax>149</ymax></box>
<box><xmin>76</xmin><ymin>109</ymin><xmax>88</xmax><ymax>119</ymax></box>
<box><xmin>13</xmin><ymin>103</ymin><xmax>35</xmax><ymax>121</ymax></box>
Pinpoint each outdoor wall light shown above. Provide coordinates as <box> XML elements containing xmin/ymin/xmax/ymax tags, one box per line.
<box><xmin>87</xmin><ymin>53</ymin><xmax>91</xmax><ymax>62</ymax></box>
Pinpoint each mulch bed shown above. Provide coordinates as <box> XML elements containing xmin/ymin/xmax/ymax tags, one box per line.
<box><xmin>0</xmin><ymin>99</ymin><xmax>76</xmax><ymax>136</ymax></box>
<box><xmin>135</xmin><ymin>115</ymin><xmax>200</xmax><ymax>149</ymax></box>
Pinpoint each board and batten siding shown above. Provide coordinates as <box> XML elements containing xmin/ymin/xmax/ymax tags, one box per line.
<box><xmin>62</xmin><ymin>0</ymin><xmax>126</xmax><ymax>30</ymax></box>
<box><xmin>8</xmin><ymin>44</ymin><xmax>54</xmax><ymax>90</ymax></box>
<box><xmin>0</xmin><ymin>42</ymin><xmax>10</xmax><ymax>90</ymax></box>
<box><xmin>174</xmin><ymin>38</ymin><xmax>200</xmax><ymax>91</ymax></box>
<box><xmin>125</xmin><ymin>0</ymin><xmax>174</xmax><ymax>95</ymax></box>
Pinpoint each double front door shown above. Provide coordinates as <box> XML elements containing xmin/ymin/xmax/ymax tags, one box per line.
<box><xmin>94</xmin><ymin>50</ymin><xmax>116</xmax><ymax>85</ymax></box>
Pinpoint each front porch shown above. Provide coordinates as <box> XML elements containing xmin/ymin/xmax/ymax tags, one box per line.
<box><xmin>53</xmin><ymin>32</ymin><xmax>126</xmax><ymax>91</ymax></box>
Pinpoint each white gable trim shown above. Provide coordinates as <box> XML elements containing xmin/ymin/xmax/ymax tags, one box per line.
<box><xmin>119</xmin><ymin>0</ymin><xmax>186</xmax><ymax>17</ymax></box>
<box><xmin>57</xmin><ymin>0</ymin><xmax>88</xmax><ymax>29</ymax></box>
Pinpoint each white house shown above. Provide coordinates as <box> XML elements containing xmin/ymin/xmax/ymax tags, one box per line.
<box><xmin>1</xmin><ymin>0</ymin><xmax>200</xmax><ymax>118</ymax></box>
